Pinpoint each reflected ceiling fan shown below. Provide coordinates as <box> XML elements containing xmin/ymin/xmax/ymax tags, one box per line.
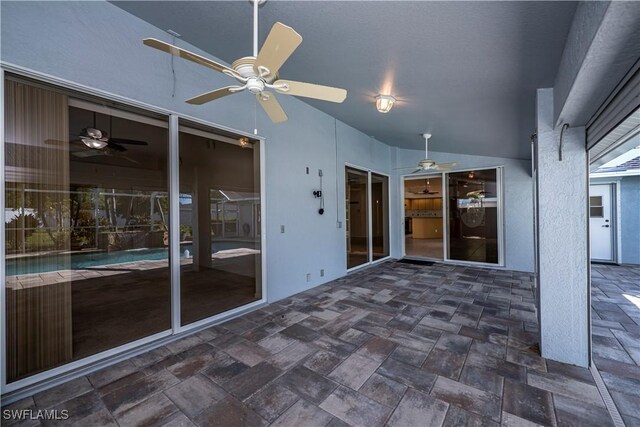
<box><xmin>410</xmin><ymin>179</ymin><xmax>439</xmax><ymax>195</ymax></box>
<box><xmin>45</xmin><ymin>112</ymin><xmax>146</xmax><ymax>163</ymax></box>
<box><xmin>143</xmin><ymin>0</ymin><xmax>347</xmax><ymax>123</ymax></box>
<box><xmin>47</xmin><ymin>112</ymin><xmax>148</xmax><ymax>152</ymax></box>
<box><xmin>396</xmin><ymin>133</ymin><xmax>460</xmax><ymax>174</ymax></box>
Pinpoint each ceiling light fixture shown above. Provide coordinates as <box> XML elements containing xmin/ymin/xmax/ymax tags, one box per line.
<box><xmin>376</xmin><ymin>95</ymin><xmax>396</xmax><ymax>113</ymax></box>
<box><xmin>81</xmin><ymin>137</ymin><xmax>108</xmax><ymax>150</ymax></box>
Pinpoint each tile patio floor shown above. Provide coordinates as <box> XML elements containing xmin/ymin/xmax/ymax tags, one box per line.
<box><xmin>591</xmin><ymin>263</ymin><xmax>640</xmax><ymax>426</ymax></box>
<box><xmin>4</xmin><ymin>261</ymin><xmax>637</xmax><ymax>426</ymax></box>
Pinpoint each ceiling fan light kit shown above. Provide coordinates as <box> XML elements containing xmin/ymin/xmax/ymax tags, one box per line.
<box><xmin>143</xmin><ymin>0</ymin><xmax>347</xmax><ymax>124</ymax></box>
<box><xmin>376</xmin><ymin>95</ymin><xmax>396</xmax><ymax>113</ymax></box>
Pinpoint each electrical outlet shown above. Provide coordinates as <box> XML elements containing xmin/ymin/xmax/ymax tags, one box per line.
<box><xmin>320</xmin><ymin>269</ymin><xmax>325</xmax><ymax>277</ymax></box>
<box><xmin>306</xmin><ymin>273</ymin><xmax>311</xmax><ymax>282</ymax></box>
<box><xmin>306</xmin><ymin>167</ymin><xmax>309</xmax><ymax>174</ymax></box>
<box><xmin>280</xmin><ymin>225</ymin><xmax>285</xmax><ymax>233</ymax></box>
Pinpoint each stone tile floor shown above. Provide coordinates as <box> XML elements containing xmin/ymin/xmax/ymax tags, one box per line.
<box><xmin>591</xmin><ymin>263</ymin><xmax>640</xmax><ymax>426</ymax></box>
<box><xmin>3</xmin><ymin>261</ymin><xmax>635</xmax><ymax>426</ymax></box>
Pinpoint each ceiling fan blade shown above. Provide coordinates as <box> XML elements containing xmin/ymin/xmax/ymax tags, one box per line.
<box><xmin>106</xmin><ymin>142</ymin><xmax>127</xmax><ymax>152</ymax></box>
<box><xmin>143</xmin><ymin>38</ymin><xmax>234</xmax><ymax>74</ymax></box>
<box><xmin>72</xmin><ymin>150</ymin><xmax>104</xmax><ymax>158</ymax></box>
<box><xmin>257</xmin><ymin>92</ymin><xmax>288</xmax><ymax>123</ymax></box>
<box><xmin>394</xmin><ymin>166</ymin><xmax>419</xmax><ymax>170</ymax></box>
<box><xmin>436</xmin><ymin>162</ymin><xmax>459</xmax><ymax>168</ymax></box>
<box><xmin>108</xmin><ymin>138</ymin><xmax>148</xmax><ymax>146</ymax></box>
<box><xmin>275</xmin><ymin>80</ymin><xmax>347</xmax><ymax>103</ymax></box>
<box><xmin>185</xmin><ymin>86</ymin><xmax>241</xmax><ymax>105</ymax></box>
<box><xmin>410</xmin><ymin>168</ymin><xmax>423</xmax><ymax>174</ymax></box>
<box><xmin>254</xmin><ymin>23</ymin><xmax>302</xmax><ymax>77</ymax></box>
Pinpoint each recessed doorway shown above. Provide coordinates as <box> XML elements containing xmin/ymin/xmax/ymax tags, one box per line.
<box><xmin>404</xmin><ymin>175</ymin><xmax>444</xmax><ymax>259</ymax></box>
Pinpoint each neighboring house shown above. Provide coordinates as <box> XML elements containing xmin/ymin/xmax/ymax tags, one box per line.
<box><xmin>590</xmin><ymin>148</ymin><xmax>640</xmax><ymax>265</ymax></box>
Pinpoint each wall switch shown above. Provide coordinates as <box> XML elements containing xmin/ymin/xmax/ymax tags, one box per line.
<box><xmin>318</xmin><ymin>169</ymin><xmax>323</xmax><ymax>177</ymax></box>
<box><xmin>306</xmin><ymin>273</ymin><xmax>311</xmax><ymax>282</ymax></box>
<box><xmin>320</xmin><ymin>269</ymin><xmax>325</xmax><ymax>277</ymax></box>
<box><xmin>280</xmin><ymin>225</ymin><xmax>285</xmax><ymax>233</ymax></box>
<box><xmin>336</xmin><ymin>221</ymin><xmax>342</xmax><ymax>228</ymax></box>
<box><xmin>306</xmin><ymin>167</ymin><xmax>309</xmax><ymax>174</ymax></box>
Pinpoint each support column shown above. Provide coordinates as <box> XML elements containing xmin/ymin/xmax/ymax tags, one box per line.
<box><xmin>535</xmin><ymin>88</ymin><xmax>590</xmax><ymax>367</ymax></box>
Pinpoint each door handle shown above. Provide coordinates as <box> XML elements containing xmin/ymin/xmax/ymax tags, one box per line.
<box><xmin>602</xmin><ymin>225</ymin><xmax>610</xmax><ymax>228</ymax></box>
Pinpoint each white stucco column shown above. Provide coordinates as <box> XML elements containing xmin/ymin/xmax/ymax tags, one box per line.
<box><xmin>535</xmin><ymin>88</ymin><xmax>590</xmax><ymax>367</ymax></box>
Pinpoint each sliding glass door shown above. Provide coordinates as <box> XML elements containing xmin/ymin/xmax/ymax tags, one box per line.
<box><xmin>3</xmin><ymin>76</ymin><xmax>264</xmax><ymax>389</ymax></box>
<box><xmin>346</xmin><ymin>167</ymin><xmax>369</xmax><ymax>269</ymax></box>
<box><xmin>178</xmin><ymin>121</ymin><xmax>261</xmax><ymax>326</ymax></box>
<box><xmin>402</xmin><ymin>168</ymin><xmax>503</xmax><ymax>266</ymax></box>
<box><xmin>371</xmin><ymin>173</ymin><xmax>390</xmax><ymax>261</ymax></box>
<box><xmin>447</xmin><ymin>168</ymin><xmax>501</xmax><ymax>264</ymax></box>
<box><xmin>346</xmin><ymin>166</ymin><xmax>389</xmax><ymax>269</ymax></box>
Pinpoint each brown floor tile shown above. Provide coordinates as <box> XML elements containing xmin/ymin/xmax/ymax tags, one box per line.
<box><xmin>164</xmin><ymin>374</ymin><xmax>226</xmax><ymax>417</ymax></box>
<box><xmin>358</xmin><ymin>373</ymin><xmax>407</xmax><ymax>408</ymax></box>
<box><xmin>502</xmin><ymin>379</ymin><xmax>555</xmax><ymax>426</ymax></box>
<box><xmin>270</xmin><ymin>399</ymin><xmax>333</xmax><ymax>427</ymax></box>
<box><xmin>114</xmin><ymin>393</ymin><xmax>180</xmax><ymax>427</ymax></box>
<box><xmin>430</xmin><ymin>376</ymin><xmax>501</xmax><ymax>422</ymax></box>
<box><xmin>319</xmin><ymin>385</ymin><xmax>392</xmax><ymax>427</ymax></box>
<box><xmin>244</xmin><ymin>382</ymin><xmax>300</xmax><ymax>422</ymax></box>
<box><xmin>277</xmin><ymin>365</ymin><xmax>339</xmax><ymax>404</ymax></box>
<box><xmin>193</xmin><ymin>395</ymin><xmax>267</xmax><ymax>427</ymax></box>
<box><xmin>328</xmin><ymin>353</ymin><xmax>380</xmax><ymax>390</ymax></box>
<box><xmin>377</xmin><ymin>358</ymin><xmax>437</xmax><ymax>392</ymax></box>
<box><xmin>387</xmin><ymin>388</ymin><xmax>449</xmax><ymax>427</ymax></box>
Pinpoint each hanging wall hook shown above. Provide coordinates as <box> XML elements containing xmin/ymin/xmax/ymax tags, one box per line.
<box><xmin>559</xmin><ymin>123</ymin><xmax>570</xmax><ymax>161</ymax></box>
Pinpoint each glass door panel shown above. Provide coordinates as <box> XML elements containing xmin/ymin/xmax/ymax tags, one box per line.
<box><xmin>371</xmin><ymin>173</ymin><xmax>389</xmax><ymax>260</ymax></box>
<box><xmin>179</xmin><ymin>123</ymin><xmax>261</xmax><ymax>326</ymax></box>
<box><xmin>346</xmin><ymin>167</ymin><xmax>369</xmax><ymax>269</ymax></box>
<box><xmin>4</xmin><ymin>79</ymin><xmax>171</xmax><ymax>383</ymax></box>
<box><xmin>404</xmin><ymin>176</ymin><xmax>444</xmax><ymax>259</ymax></box>
<box><xmin>447</xmin><ymin>169</ymin><xmax>499</xmax><ymax>263</ymax></box>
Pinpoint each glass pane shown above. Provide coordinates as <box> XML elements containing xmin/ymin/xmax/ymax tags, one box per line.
<box><xmin>4</xmin><ymin>80</ymin><xmax>170</xmax><ymax>383</ymax></box>
<box><xmin>589</xmin><ymin>196</ymin><xmax>602</xmax><ymax>207</ymax></box>
<box><xmin>590</xmin><ymin>207</ymin><xmax>604</xmax><ymax>217</ymax></box>
<box><xmin>346</xmin><ymin>167</ymin><xmax>369</xmax><ymax>268</ymax></box>
<box><xmin>371</xmin><ymin>173</ymin><xmax>389</xmax><ymax>260</ymax></box>
<box><xmin>404</xmin><ymin>176</ymin><xmax>444</xmax><ymax>259</ymax></box>
<box><xmin>179</xmin><ymin>123</ymin><xmax>261</xmax><ymax>326</ymax></box>
<box><xmin>447</xmin><ymin>169</ymin><xmax>499</xmax><ymax>264</ymax></box>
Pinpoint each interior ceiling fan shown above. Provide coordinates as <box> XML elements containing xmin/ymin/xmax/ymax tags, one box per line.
<box><xmin>396</xmin><ymin>133</ymin><xmax>460</xmax><ymax>174</ymax></box>
<box><xmin>45</xmin><ymin>111</ymin><xmax>146</xmax><ymax>163</ymax></box>
<box><xmin>143</xmin><ymin>0</ymin><xmax>347</xmax><ymax>123</ymax></box>
<box><xmin>410</xmin><ymin>179</ymin><xmax>439</xmax><ymax>195</ymax></box>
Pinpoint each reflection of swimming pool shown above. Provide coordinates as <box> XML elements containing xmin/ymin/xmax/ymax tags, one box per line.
<box><xmin>7</xmin><ymin>241</ymin><xmax>257</xmax><ymax>276</ymax></box>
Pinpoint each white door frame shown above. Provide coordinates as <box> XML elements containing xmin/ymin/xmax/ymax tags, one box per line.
<box><xmin>345</xmin><ymin>163</ymin><xmax>392</xmax><ymax>272</ymax></box>
<box><xmin>589</xmin><ymin>181</ymin><xmax>621</xmax><ymax>264</ymax></box>
<box><xmin>400</xmin><ymin>173</ymin><xmax>446</xmax><ymax>261</ymax></box>
<box><xmin>400</xmin><ymin>166</ymin><xmax>505</xmax><ymax>268</ymax></box>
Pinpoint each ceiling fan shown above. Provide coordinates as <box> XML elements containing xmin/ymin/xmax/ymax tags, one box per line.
<box><xmin>396</xmin><ymin>133</ymin><xmax>460</xmax><ymax>174</ymax></box>
<box><xmin>410</xmin><ymin>179</ymin><xmax>440</xmax><ymax>195</ymax></box>
<box><xmin>47</xmin><ymin>111</ymin><xmax>148</xmax><ymax>152</ymax></box>
<box><xmin>143</xmin><ymin>0</ymin><xmax>347</xmax><ymax>123</ymax></box>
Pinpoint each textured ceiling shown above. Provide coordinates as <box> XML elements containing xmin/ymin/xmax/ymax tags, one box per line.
<box><xmin>113</xmin><ymin>1</ymin><xmax>577</xmax><ymax>159</ymax></box>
